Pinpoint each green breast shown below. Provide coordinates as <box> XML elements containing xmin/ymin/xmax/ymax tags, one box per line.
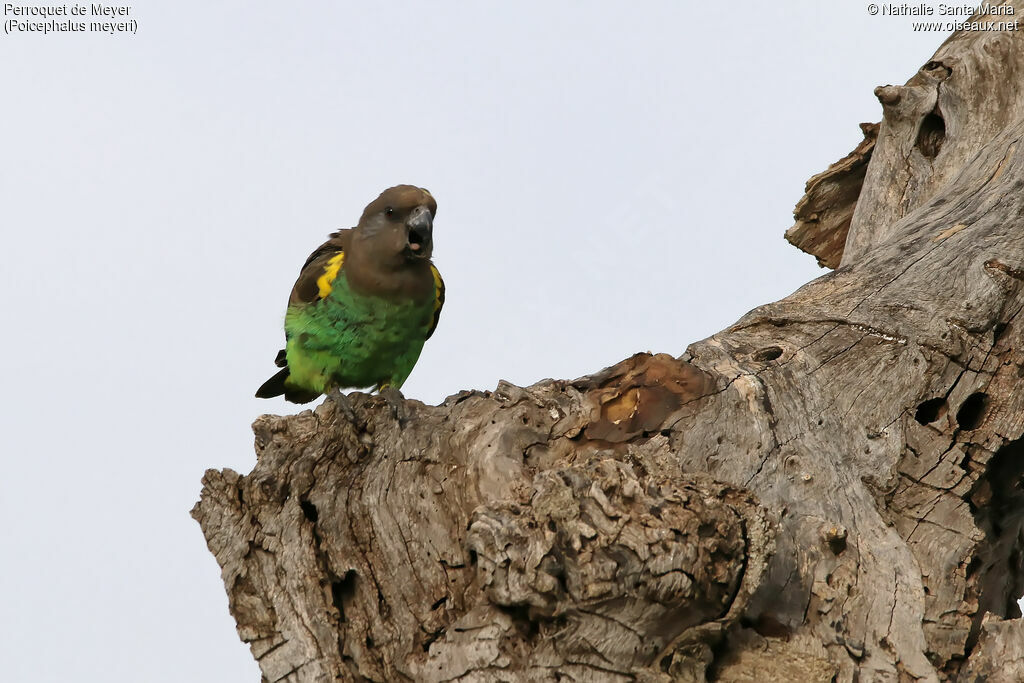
<box><xmin>283</xmin><ymin>274</ymin><xmax>434</xmax><ymax>394</ymax></box>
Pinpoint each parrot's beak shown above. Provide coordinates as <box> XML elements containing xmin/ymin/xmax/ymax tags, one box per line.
<box><xmin>406</xmin><ymin>206</ymin><xmax>433</xmax><ymax>259</ymax></box>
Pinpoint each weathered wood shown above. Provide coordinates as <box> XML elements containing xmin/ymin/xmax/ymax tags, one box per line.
<box><xmin>958</xmin><ymin>615</ymin><xmax>1024</xmax><ymax>682</ymax></box>
<box><xmin>786</xmin><ymin>122</ymin><xmax>878</xmax><ymax>268</ymax></box>
<box><xmin>843</xmin><ymin>18</ymin><xmax>1024</xmax><ymax>266</ymax></box>
<box><xmin>194</xmin><ymin>8</ymin><xmax>1024</xmax><ymax>681</ymax></box>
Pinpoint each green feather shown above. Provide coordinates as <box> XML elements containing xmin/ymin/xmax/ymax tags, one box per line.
<box><xmin>282</xmin><ymin>271</ymin><xmax>436</xmax><ymax>397</ymax></box>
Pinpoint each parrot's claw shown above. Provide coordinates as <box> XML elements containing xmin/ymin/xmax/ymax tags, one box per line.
<box><xmin>378</xmin><ymin>386</ymin><xmax>409</xmax><ymax>426</ymax></box>
<box><xmin>327</xmin><ymin>388</ymin><xmax>359</xmax><ymax>424</ymax></box>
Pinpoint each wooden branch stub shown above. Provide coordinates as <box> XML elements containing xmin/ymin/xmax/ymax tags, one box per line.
<box><xmin>786</xmin><ymin>122</ymin><xmax>879</xmax><ymax>269</ymax></box>
<box><xmin>843</xmin><ymin>22</ymin><xmax>1024</xmax><ymax>266</ymax></box>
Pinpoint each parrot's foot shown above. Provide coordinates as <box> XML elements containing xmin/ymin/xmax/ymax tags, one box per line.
<box><xmin>378</xmin><ymin>386</ymin><xmax>408</xmax><ymax>426</ymax></box>
<box><xmin>326</xmin><ymin>388</ymin><xmax>359</xmax><ymax>424</ymax></box>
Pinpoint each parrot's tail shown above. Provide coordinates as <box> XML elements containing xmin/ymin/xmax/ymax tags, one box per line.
<box><xmin>255</xmin><ymin>367</ymin><xmax>290</xmax><ymax>399</ymax></box>
<box><xmin>256</xmin><ymin>349</ymin><xmax>321</xmax><ymax>403</ymax></box>
<box><xmin>255</xmin><ymin>367</ymin><xmax>321</xmax><ymax>403</ymax></box>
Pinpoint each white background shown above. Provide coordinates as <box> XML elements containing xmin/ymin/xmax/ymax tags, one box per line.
<box><xmin>0</xmin><ymin>3</ymin><xmax>961</xmax><ymax>681</ymax></box>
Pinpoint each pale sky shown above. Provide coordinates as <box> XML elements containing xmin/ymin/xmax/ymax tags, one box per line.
<box><xmin>0</xmin><ymin>3</ymin><xmax>957</xmax><ymax>681</ymax></box>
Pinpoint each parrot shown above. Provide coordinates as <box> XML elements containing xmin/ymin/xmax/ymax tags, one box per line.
<box><xmin>256</xmin><ymin>185</ymin><xmax>444</xmax><ymax>404</ymax></box>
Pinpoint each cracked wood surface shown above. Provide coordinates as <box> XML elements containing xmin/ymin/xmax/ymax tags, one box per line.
<box><xmin>194</xmin><ymin>9</ymin><xmax>1024</xmax><ymax>682</ymax></box>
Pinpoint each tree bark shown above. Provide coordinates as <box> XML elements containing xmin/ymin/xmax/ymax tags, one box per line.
<box><xmin>194</xmin><ymin>10</ymin><xmax>1024</xmax><ymax>681</ymax></box>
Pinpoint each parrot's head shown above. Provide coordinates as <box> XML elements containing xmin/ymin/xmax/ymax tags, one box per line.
<box><xmin>355</xmin><ymin>185</ymin><xmax>437</xmax><ymax>268</ymax></box>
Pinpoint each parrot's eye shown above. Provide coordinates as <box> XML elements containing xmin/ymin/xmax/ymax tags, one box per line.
<box><xmin>384</xmin><ymin>206</ymin><xmax>394</xmax><ymax>217</ymax></box>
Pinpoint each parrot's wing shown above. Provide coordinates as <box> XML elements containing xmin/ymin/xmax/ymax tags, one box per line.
<box><xmin>289</xmin><ymin>229</ymin><xmax>352</xmax><ymax>306</ymax></box>
<box><xmin>426</xmin><ymin>264</ymin><xmax>445</xmax><ymax>340</ymax></box>
<box><xmin>257</xmin><ymin>229</ymin><xmax>352</xmax><ymax>398</ymax></box>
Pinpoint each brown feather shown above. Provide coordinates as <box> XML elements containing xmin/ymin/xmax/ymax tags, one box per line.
<box><xmin>289</xmin><ymin>229</ymin><xmax>352</xmax><ymax>306</ymax></box>
<box><xmin>342</xmin><ymin>186</ymin><xmax>439</xmax><ymax>304</ymax></box>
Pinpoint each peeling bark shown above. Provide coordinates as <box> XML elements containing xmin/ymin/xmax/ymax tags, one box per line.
<box><xmin>786</xmin><ymin>122</ymin><xmax>878</xmax><ymax>269</ymax></box>
<box><xmin>195</xmin><ymin>8</ymin><xmax>1024</xmax><ymax>682</ymax></box>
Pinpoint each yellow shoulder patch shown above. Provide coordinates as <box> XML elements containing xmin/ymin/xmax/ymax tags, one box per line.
<box><xmin>316</xmin><ymin>252</ymin><xmax>345</xmax><ymax>299</ymax></box>
<box><xmin>426</xmin><ymin>264</ymin><xmax>445</xmax><ymax>339</ymax></box>
<box><xmin>430</xmin><ymin>264</ymin><xmax>444</xmax><ymax>316</ymax></box>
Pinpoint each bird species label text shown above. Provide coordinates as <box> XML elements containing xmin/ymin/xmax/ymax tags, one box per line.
<box><xmin>3</xmin><ymin>3</ymin><xmax>137</xmax><ymax>35</ymax></box>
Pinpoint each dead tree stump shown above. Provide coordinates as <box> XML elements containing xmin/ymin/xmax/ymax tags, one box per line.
<box><xmin>194</xmin><ymin>10</ymin><xmax>1024</xmax><ymax>681</ymax></box>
